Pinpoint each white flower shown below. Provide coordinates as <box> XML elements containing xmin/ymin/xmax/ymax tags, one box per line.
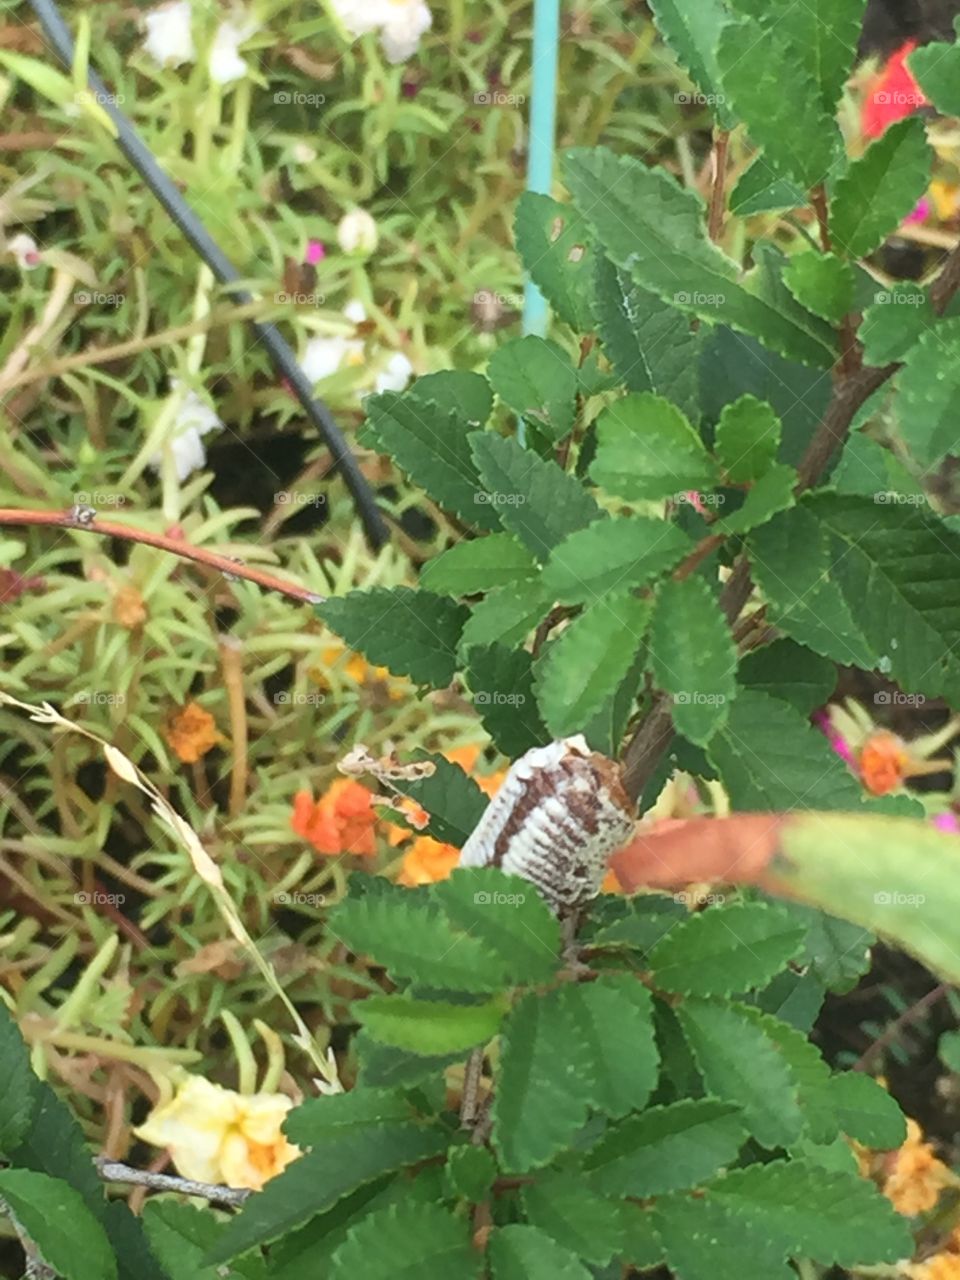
<box><xmin>343</xmin><ymin>298</ymin><xmax>368</xmax><ymax>324</ymax></box>
<box><xmin>209</xmin><ymin>14</ymin><xmax>259</xmax><ymax>85</ymax></box>
<box><xmin>151</xmin><ymin>381</ymin><xmax>223</xmax><ymax>481</ymax></box>
<box><xmin>328</xmin><ymin>0</ymin><xmax>430</xmax><ymax>62</ymax></box>
<box><xmin>7</xmin><ymin>233</ymin><xmax>41</xmax><ymax>270</ymax></box>
<box><xmin>337</xmin><ymin>209</ymin><xmax>378</xmax><ymax>256</ymax></box>
<box><xmin>328</xmin><ymin>0</ymin><xmax>385</xmax><ymax>38</ymax></box>
<box><xmin>300</xmin><ymin>334</ymin><xmax>365</xmax><ymax>383</ymax></box>
<box><xmin>380</xmin><ymin>0</ymin><xmax>431</xmax><ymax>64</ymax></box>
<box><xmin>375</xmin><ymin>351</ymin><xmax>413</xmax><ymax>393</ymax></box>
<box><xmin>143</xmin><ymin>0</ymin><xmax>195</xmax><ymax>68</ymax></box>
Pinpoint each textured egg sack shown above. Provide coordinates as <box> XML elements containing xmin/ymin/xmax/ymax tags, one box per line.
<box><xmin>457</xmin><ymin>736</ymin><xmax>636</xmax><ymax>914</ymax></box>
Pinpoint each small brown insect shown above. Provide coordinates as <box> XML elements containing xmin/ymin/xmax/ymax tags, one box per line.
<box><xmin>458</xmin><ymin>736</ymin><xmax>636</xmax><ymax>913</ymax></box>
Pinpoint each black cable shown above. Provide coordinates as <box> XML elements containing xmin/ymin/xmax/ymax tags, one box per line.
<box><xmin>27</xmin><ymin>0</ymin><xmax>389</xmax><ymax>549</ymax></box>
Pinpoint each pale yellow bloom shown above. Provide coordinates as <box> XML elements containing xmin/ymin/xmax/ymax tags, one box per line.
<box><xmin>134</xmin><ymin>1074</ymin><xmax>300</xmax><ymax>1190</ymax></box>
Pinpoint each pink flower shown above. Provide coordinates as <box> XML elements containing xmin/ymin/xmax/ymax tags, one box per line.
<box><xmin>932</xmin><ymin>812</ymin><xmax>960</xmax><ymax>835</ymax></box>
<box><xmin>904</xmin><ymin>197</ymin><xmax>931</xmax><ymax>225</ymax></box>
<box><xmin>305</xmin><ymin>240</ymin><xmax>325</xmax><ymax>266</ymax></box>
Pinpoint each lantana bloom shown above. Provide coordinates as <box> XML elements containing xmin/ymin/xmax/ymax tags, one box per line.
<box><xmin>7</xmin><ymin>233</ymin><xmax>41</xmax><ymax>269</ymax></box>
<box><xmin>818</xmin><ymin>700</ymin><xmax>957</xmax><ymax>797</ymax></box>
<box><xmin>861</xmin><ymin>40</ymin><xmax>927</xmax><ymax>139</ymax></box>
<box><xmin>165</xmin><ymin>701</ymin><xmax>221</xmax><ymax>763</ymax></box>
<box><xmin>135</xmin><ymin>1073</ymin><xmax>300</xmax><ymax>1190</ymax></box>
<box><xmin>337</xmin><ymin>208</ymin><xmax>379</xmax><ymax>256</ymax></box>
<box><xmin>292</xmin><ymin>779</ymin><xmax>377</xmax><ymax>856</ymax></box>
<box><xmin>142</xmin><ymin>0</ymin><xmax>195</xmax><ymax>68</ymax></box>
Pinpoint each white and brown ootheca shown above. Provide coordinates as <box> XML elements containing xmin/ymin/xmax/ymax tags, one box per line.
<box><xmin>457</xmin><ymin>735</ymin><xmax>636</xmax><ymax>914</ymax></box>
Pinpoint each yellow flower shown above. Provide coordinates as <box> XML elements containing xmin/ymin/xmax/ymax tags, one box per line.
<box><xmin>881</xmin><ymin>1119</ymin><xmax>953</xmax><ymax>1217</ymax></box>
<box><xmin>134</xmin><ymin>1074</ymin><xmax>300</xmax><ymax>1191</ymax></box>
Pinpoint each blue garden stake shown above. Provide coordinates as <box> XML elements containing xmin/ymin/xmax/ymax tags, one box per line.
<box><xmin>522</xmin><ymin>0</ymin><xmax>561</xmax><ymax>340</ymax></box>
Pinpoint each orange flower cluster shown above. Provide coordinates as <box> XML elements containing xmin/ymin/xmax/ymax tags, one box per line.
<box><xmin>291</xmin><ymin>779</ymin><xmax>377</xmax><ymax>857</ymax></box>
<box><xmin>290</xmin><ymin>743</ymin><xmax>509</xmax><ymax>884</ymax></box>
<box><xmin>859</xmin><ymin>730</ymin><xmax>912</xmax><ymax>797</ymax></box>
<box><xmin>165</xmin><ymin>701</ymin><xmax>222</xmax><ymax>763</ymax></box>
<box><xmin>856</xmin><ymin>1113</ymin><xmax>960</xmax><ymax>1278</ymax></box>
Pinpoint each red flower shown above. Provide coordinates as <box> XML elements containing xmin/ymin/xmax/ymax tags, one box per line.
<box><xmin>861</xmin><ymin>40</ymin><xmax>927</xmax><ymax>139</ymax></box>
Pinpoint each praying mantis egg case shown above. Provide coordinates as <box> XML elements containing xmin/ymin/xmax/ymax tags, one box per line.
<box><xmin>457</xmin><ymin>736</ymin><xmax>636</xmax><ymax>913</ymax></box>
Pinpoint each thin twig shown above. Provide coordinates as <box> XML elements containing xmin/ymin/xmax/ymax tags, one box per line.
<box><xmin>96</xmin><ymin>1157</ymin><xmax>251</xmax><ymax>1207</ymax></box>
<box><xmin>707</xmin><ymin>130</ymin><xmax>730</xmax><ymax>242</ymax></box>
<box><xmin>853</xmin><ymin>982</ymin><xmax>949</xmax><ymax>1071</ymax></box>
<box><xmin>460</xmin><ymin>1047</ymin><xmax>485</xmax><ymax>1128</ymax></box>
<box><xmin>0</xmin><ymin>506</ymin><xmax>324</xmax><ymax>604</ymax></box>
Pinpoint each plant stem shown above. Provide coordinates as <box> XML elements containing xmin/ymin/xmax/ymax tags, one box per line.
<box><xmin>708</xmin><ymin>130</ymin><xmax>730</xmax><ymax>242</ymax></box>
<box><xmin>95</xmin><ymin>1158</ymin><xmax>251</xmax><ymax>1208</ymax></box>
<box><xmin>0</xmin><ymin>506</ymin><xmax>325</xmax><ymax>604</ymax></box>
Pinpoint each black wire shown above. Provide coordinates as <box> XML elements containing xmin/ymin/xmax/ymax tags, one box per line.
<box><xmin>27</xmin><ymin>0</ymin><xmax>389</xmax><ymax>550</ymax></box>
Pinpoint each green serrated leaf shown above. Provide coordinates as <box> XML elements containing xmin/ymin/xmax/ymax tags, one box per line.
<box><xmin>590</xmin><ymin>392</ymin><xmax>718</xmax><ymax>501</ymax></box>
<box><xmin>143</xmin><ymin>1201</ymin><xmax>264</xmax><ymax>1280</ymax></box>
<box><xmin>708</xmin><ymin>1159</ymin><xmax>913</xmax><ymax>1266</ymax></box>
<box><xmin>737</xmin><ymin>639</ymin><xmax>836</xmax><ymax>714</ymax></box>
<box><xmin>459</xmin><ymin>581</ymin><xmax>553</xmax><ymax>655</ymax></box>
<box><xmin>0</xmin><ymin>1169</ymin><xmax>117</xmax><ymax>1280</ymax></box>
<box><xmin>654</xmin><ymin>1193</ymin><xmax>794</xmax><ymax>1280</ymax></box>
<box><xmin>909</xmin><ymin>36</ymin><xmax>960</xmax><ymax>117</ymax></box>
<box><xmin>522</xmin><ymin>1173</ymin><xmax>632</xmax><ymax>1266</ymax></box>
<box><xmin>714</xmin><ymin>395</ymin><xmax>782</xmax><ymax>484</ymax></box>
<box><xmin>729</xmin><ymin>155</ymin><xmax>808</xmax><ymax>215</ymax></box>
<box><xmin>812</xmin><ymin>491</ymin><xmax>960</xmax><ymax>701</ymax></box>
<box><xmin>649</xmin><ymin>576</ymin><xmax>737</xmax><ymax>746</ymax></box>
<box><xmin>678</xmin><ymin>998</ymin><xmax>805</xmax><ymax>1147</ymax></box>
<box><xmin>778</xmin><ymin>901</ymin><xmax>874</xmax><ymax>994</ymax></box>
<box><xmin>826</xmin><ymin>1072</ymin><xmax>906</xmax><ymax>1148</ymax></box>
<box><xmin>317</xmin><ymin>589</ymin><xmax>467</xmax><ymax>689</ymax></box>
<box><xmin>563</xmin><ymin>147</ymin><xmax>837</xmax><ymax>368</ymax></box>
<box><xmin>709</xmin><ymin>690</ymin><xmax>866</xmax><ymax>810</ymax></box>
<box><xmin>592</xmin><ymin>255</ymin><xmax>701</xmax><ymax>423</ymax></box>
<box><xmin>896</xmin><ymin>316</ymin><xmax>960</xmax><ymax>469</ymax></box>
<box><xmin>329</xmin><ymin>1202</ymin><xmax>480</xmax><ymax>1280</ymax></box>
<box><xmin>470</xmin><ymin>431</ymin><xmax>602</xmax><ymax>561</ymax></box>
<box><xmin>488</xmin><ymin>1224</ymin><xmax>591</xmax><ymax>1280</ymax></box>
<box><xmin>834</xmin><ymin>431</ymin><xmax>925</xmax><ymax>501</ymax></box>
<box><xmin>748</xmin><ymin>504</ymin><xmax>878</xmax><ymax>669</ymax></box>
<box><xmin>406</xmin><ymin>370</ymin><xmax>493</xmax><ymax>427</ymax></box>
<box><xmin>445</xmin><ymin>1143</ymin><xmax>497</xmax><ymax>1201</ymax></box>
<box><xmin>586</xmin><ymin>1098</ymin><xmax>746</xmax><ymax>1197</ymax></box>
<box><xmin>542</xmin><ymin>516</ymin><xmax>694</xmax><ymax>606</ymax></box>
<box><xmin>386</xmin><ymin>753</ymin><xmax>488</xmax><ymax>846</ymax></box>
<box><xmin>432</xmin><ymin>869</ymin><xmax>561</xmax><ymax>982</ymax></box>
<box><xmin>534</xmin><ymin>592</ymin><xmax>652</xmax><ymax>737</ymax></box>
<box><xmin>830</xmin><ymin>117</ymin><xmax>931</xmax><ymax>259</ymax></box>
<box><xmin>208</xmin><ymin>1122</ymin><xmax>451</xmax><ymax>1264</ymax></box>
<box><xmin>463</xmin><ymin>645</ymin><xmax>550</xmax><ymax>756</ymax></box>
<box><xmin>361</xmin><ymin>392</ymin><xmax>500</xmax><ymax>530</ymax></box>
<box><xmin>0</xmin><ymin>1003</ymin><xmax>36</xmax><ymax>1152</ymax></box>
<box><xmin>648</xmin><ymin>903</ymin><xmax>806</xmax><ymax>997</ymax></box>
<box><xmin>421</xmin><ymin>535</ymin><xmax>536</xmax><ymax>596</ymax></box>
<box><xmin>647</xmin><ymin>0</ymin><xmax>734</xmax><ymax>127</ymax></box>
<box><xmin>493</xmin><ymin>976</ymin><xmax>658</xmax><ymax>1171</ymax></box>
<box><xmin>514</xmin><ymin>192</ymin><xmax>597</xmax><ymax>332</ymax></box>
<box><xmin>488</xmin><ymin>336</ymin><xmax>577</xmax><ymax>441</ymax></box>
<box><xmin>858</xmin><ymin>282</ymin><xmax>933</xmax><ymax>364</ymax></box>
<box><xmin>717</xmin><ymin>19</ymin><xmax>841</xmax><ymax>188</ymax></box>
<box><xmin>329</xmin><ymin>888</ymin><xmax>509</xmax><ymax>992</ymax></box>
<box><xmin>716</xmin><ymin>464</ymin><xmax>797</xmax><ymax>535</ymax></box>
<box><xmin>356</xmin><ymin>994</ymin><xmax>505</xmax><ymax>1055</ymax></box>
<box><xmin>728</xmin><ymin>0</ymin><xmax>868</xmax><ymax>114</ymax></box>
<box><xmin>784</xmin><ymin>253</ymin><xmax>855</xmax><ymax>325</ymax></box>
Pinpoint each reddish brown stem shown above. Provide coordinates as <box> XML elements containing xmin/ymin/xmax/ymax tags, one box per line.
<box><xmin>0</xmin><ymin>507</ymin><xmax>324</xmax><ymax>605</ymax></box>
<box><xmin>708</xmin><ymin>130</ymin><xmax>731</xmax><ymax>242</ymax></box>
